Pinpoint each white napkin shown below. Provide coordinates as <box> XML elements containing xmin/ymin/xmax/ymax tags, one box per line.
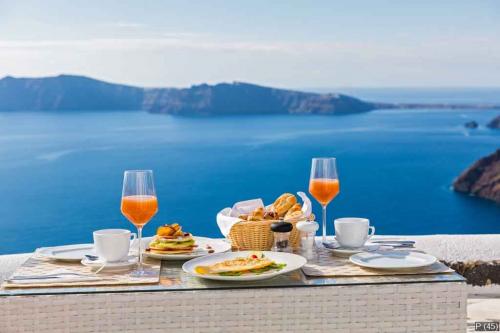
<box><xmin>216</xmin><ymin>199</ymin><xmax>263</xmax><ymax>237</ymax></box>
<box><xmin>230</xmin><ymin>198</ymin><xmax>264</xmax><ymax>217</ymax></box>
<box><xmin>297</xmin><ymin>191</ymin><xmax>312</xmax><ymax>218</ymax></box>
<box><xmin>216</xmin><ymin>192</ymin><xmax>313</xmax><ymax>237</ymax></box>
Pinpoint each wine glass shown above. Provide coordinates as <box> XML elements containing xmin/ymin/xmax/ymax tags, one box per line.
<box><xmin>121</xmin><ymin>170</ymin><xmax>158</xmax><ymax>277</ymax></box>
<box><xmin>309</xmin><ymin>158</ymin><xmax>340</xmax><ymax>244</ymax></box>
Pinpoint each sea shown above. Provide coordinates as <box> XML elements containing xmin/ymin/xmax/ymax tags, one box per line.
<box><xmin>0</xmin><ymin>88</ymin><xmax>499</xmax><ymax>254</ymax></box>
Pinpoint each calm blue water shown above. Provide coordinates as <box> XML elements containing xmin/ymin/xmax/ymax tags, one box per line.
<box><xmin>0</xmin><ymin>95</ymin><xmax>499</xmax><ymax>254</ymax></box>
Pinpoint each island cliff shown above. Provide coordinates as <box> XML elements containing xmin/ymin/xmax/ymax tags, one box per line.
<box><xmin>142</xmin><ymin>82</ymin><xmax>375</xmax><ymax>115</ymax></box>
<box><xmin>0</xmin><ymin>75</ymin><xmax>143</xmax><ymax>111</ymax></box>
<box><xmin>487</xmin><ymin>115</ymin><xmax>500</xmax><ymax>129</ymax></box>
<box><xmin>2</xmin><ymin>74</ymin><xmax>498</xmax><ymax>115</ymax></box>
<box><xmin>0</xmin><ymin>75</ymin><xmax>376</xmax><ymax>115</ymax></box>
<box><xmin>453</xmin><ymin>149</ymin><xmax>500</xmax><ymax>204</ymax></box>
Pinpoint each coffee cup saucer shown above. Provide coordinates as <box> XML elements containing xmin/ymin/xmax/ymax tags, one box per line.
<box><xmin>322</xmin><ymin>241</ymin><xmax>380</xmax><ymax>258</ymax></box>
<box><xmin>81</xmin><ymin>255</ymin><xmax>138</xmax><ymax>272</ymax></box>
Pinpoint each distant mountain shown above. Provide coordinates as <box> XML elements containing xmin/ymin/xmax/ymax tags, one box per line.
<box><xmin>0</xmin><ymin>75</ymin><xmax>143</xmax><ymax>111</ymax></box>
<box><xmin>1</xmin><ymin>75</ymin><xmax>498</xmax><ymax>115</ymax></box>
<box><xmin>143</xmin><ymin>82</ymin><xmax>376</xmax><ymax>115</ymax></box>
<box><xmin>0</xmin><ymin>75</ymin><xmax>376</xmax><ymax>115</ymax></box>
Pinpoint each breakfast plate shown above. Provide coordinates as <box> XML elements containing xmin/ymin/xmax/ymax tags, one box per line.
<box><xmin>183</xmin><ymin>251</ymin><xmax>306</xmax><ymax>281</ymax></box>
<box><xmin>37</xmin><ymin>244</ymin><xmax>95</xmax><ymax>262</ymax></box>
<box><xmin>349</xmin><ymin>251</ymin><xmax>437</xmax><ymax>270</ymax></box>
<box><xmin>141</xmin><ymin>236</ymin><xmax>231</xmax><ymax>261</ymax></box>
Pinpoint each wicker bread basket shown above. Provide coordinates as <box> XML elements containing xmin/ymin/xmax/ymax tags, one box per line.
<box><xmin>228</xmin><ymin>219</ymin><xmax>302</xmax><ymax>251</ymax></box>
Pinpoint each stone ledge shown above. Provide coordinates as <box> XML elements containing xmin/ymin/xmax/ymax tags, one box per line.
<box><xmin>444</xmin><ymin>261</ymin><xmax>500</xmax><ymax>287</ymax></box>
<box><xmin>403</xmin><ymin>234</ymin><xmax>500</xmax><ymax>262</ymax></box>
<box><xmin>396</xmin><ymin>234</ymin><xmax>500</xmax><ymax>287</ymax></box>
<box><xmin>378</xmin><ymin>235</ymin><xmax>500</xmax><ymax>287</ymax></box>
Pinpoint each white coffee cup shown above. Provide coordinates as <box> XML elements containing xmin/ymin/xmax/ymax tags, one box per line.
<box><xmin>334</xmin><ymin>218</ymin><xmax>375</xmax><ymax>248</ymax></box>
<box><xmin>93</xmin><ymin>229</ymin><xmax>136</xmax><ymax>262</ymax></box>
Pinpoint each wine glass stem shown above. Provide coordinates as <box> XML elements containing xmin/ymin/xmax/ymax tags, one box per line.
<box><xmin>322</xmin><ymin>205</ymin><xmax>327</xmax><ymax>243</ymax></box>
<box><xmin>137</xmin><ymin>226</ymin><xmax>143</xmax><ymax>271</ymax></box>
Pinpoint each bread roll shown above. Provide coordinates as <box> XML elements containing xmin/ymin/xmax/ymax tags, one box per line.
<box><xmin>247</xmin><ymin>207</ymin><xmax>265</xmax><ymax>221</ymax></box>
<box><xmin>273</xmin><ymin>193</ymin><xmax>297</xmax><ymax>217</ymax></box>
<box><xmin>284</xmin><ymin>203</ymin><xmax>302</xmax><ymax>220</ymax></box>
<box><xmin>263</xmin><ymin>210</ymin><xmax>279</xmax><ymax>220</ymax></box>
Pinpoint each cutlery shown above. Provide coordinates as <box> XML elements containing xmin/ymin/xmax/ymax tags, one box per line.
<box><xmin>371</xmin><ymin>240</ymin><xmax>415</xmax><ymax>244</ymax></box>
<box><xmin>9</xmin><ymin>273</ymin><xmax>98</xmax><ymax>281</ymax></box>
<box><xmin>85</xmin><ymin>254</ymin><xmax>107</xmax><ymax>273</ymax></box>
<box><xmin>322</xmin><ymin>242</ymin><xmax>414</xmax><ymax>250</ymax></box>
<box><xmin>95</xmin><ymin>262</ymin><xmax>107</xmax><ymax>274</ymax></box>
<box><xmin>8</xmin><ymin>274</ymin><xmax>119</xmax><ymax>282</ymax></box>
<box><xmin>322</xmin><ymin>242</ymin><xmax>339</xmax><ymax>249</ymax></box>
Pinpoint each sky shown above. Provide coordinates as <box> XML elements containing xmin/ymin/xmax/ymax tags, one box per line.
<box><xmin>0</xmin><ymin>0</ymin><xmax>499</xmax><ymax>88</ymax></box>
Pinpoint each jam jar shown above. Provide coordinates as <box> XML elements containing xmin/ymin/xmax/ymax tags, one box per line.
<box><xmin>270</xmin><ymin>222</ymin><xmax>293</xmax><ymax>252</ymax></box>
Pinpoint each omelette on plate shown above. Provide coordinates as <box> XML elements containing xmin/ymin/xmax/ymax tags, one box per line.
<box><xmin>195</xmin><ymin>252</ymin><xmax>286</xmax><ymax>276</ymax></box>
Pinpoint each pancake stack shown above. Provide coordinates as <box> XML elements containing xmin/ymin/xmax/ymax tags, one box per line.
<box><xmin>148</xmin><ymin>223</ymin><xmax>196</xmax><ymax>254</ymax></box>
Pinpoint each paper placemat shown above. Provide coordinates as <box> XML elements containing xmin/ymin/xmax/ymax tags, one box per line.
<box><xmin>301</xmin><ymin>249</ymin><xmax>454</xmax><ymax>277</ymax></box>
<box><xmin>2</xmin><ymin>254</ymin><xmax>160</xmax><ymax>288</ymax></box>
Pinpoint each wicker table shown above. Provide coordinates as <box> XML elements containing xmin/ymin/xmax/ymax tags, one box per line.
<box><xmin>0</xmin><ymin>252</ymin><xmax>466</xmax><ymax>333</ymax></box>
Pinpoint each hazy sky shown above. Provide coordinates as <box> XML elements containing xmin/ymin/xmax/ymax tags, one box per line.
<box><xmin>1</xmin><ymin>0</ymin><xmax>499</xmax><ymax>88</ymax></box>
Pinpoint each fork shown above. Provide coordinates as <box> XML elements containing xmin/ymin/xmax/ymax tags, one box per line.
<box><xmin>10</xmin><ymin>272</ymin><xmax>98</xmax><ymax>280</ymax></box>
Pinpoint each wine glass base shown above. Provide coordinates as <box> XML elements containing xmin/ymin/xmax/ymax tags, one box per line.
<box><xmin>129</xmin><ymin>266</ymin><xmax>158</xmax><ymax>278</ymax></box>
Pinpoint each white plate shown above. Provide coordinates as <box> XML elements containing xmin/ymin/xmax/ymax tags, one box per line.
<box><xmin>141</xmin><ymin>236</ymin><xmax>231</xmax><ymax>261</ymax></box>
<box><xmin>323</xmin><ymin>241</ymin><xmax>380</xmax><ymax>258</ymax></box>
<box><xmin>183</xmin><ymin>251</ymin><xmax>306</xmax><ymax>281</ymax></box>
<box><xmin>37</xmin><ymin>244</ymin><xmax>95</xmax><ymax>262</ymax></box>
<box><xmin>349</xmin><ymin>251</ymin><xmax>437</xmax><ymax>270</ymax></box>
<box><xmin>81</xmin><ymin>256</ymin><xmax>138</xmax><ymax>272</ymax></box>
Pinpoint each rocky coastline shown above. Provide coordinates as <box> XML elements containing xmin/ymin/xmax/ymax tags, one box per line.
<box><xmin>487</xmin><ymin>115</ymin><xmax>500</xmax><ymax>129</ymax></box>
<box><xmin>453</xmin><ymin>149</ymin><xmax>500</xmax><ymax>204</ymax></box>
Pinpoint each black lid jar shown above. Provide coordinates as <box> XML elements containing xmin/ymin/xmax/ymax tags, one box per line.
<box><xmin>270</xmin><ymin>222</ymin><xmax>293</xmax><ymax>252</ymax></box>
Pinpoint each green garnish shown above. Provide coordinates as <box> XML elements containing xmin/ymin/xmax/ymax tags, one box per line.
<box><xmin>218</xmin><ymin>262</ymin><xmax>286</xmax><ymax>276</ymax></box>
<box><xmin>218</xmin><ymin>271</ymin><xmax>243</xmax><ymax>276</ymax></box>
<box><xmin>250</xmin><ymin>262</ymin><xmax>286</xmax><ymax>274</ymax></box>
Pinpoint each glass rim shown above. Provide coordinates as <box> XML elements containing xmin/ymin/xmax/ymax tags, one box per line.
<box><xmin>124</xmin><ymin>169</ymin><xmax>153</xmax><ymax>174</ymax></box>
<box><xmin>311</xmin><ymin>157</ymin><xmax>336</xmax><ymax>161</ymax></box>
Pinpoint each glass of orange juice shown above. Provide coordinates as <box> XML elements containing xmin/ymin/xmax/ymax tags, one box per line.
<box><xmin>121</xmin><ymin>170</ymin><xmax>158</xmax><ymax>277</ymax></box>
<box><xmin>309</xmin><ymin>158</ymin><xmax>340</xmax><ymax>244</ymax></box>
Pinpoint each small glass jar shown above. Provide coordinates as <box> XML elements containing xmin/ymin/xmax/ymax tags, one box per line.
<box><xmin>296</xmin><ymin>221</ymin><xmax>319</xmax><ymax>260</ymax></box>
<box><xmin>270</xmin><ymin>222</ymin><xmax>293</xmax><ymax>252</ymax></box>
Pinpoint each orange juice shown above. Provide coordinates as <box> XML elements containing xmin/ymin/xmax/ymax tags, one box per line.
<box><xmin>309</xmin><ymin>178</ymin><xmax>340</xmax><ymax>206</ymax></box>
<box><xmin>121</xmin><ymin>195</ymin><xmax>158</xmax><ymax>227</ymax></box>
